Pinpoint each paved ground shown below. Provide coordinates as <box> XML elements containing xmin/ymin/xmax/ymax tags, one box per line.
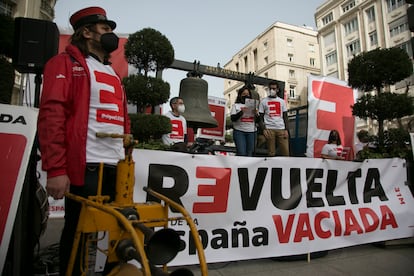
<box><xmin>37</xmin><ymin>218</ymin><xmax>414</xmax><ymax>275</ymax></box>
<box><xmin>185</xmin><ymin>242</ymin><xmax>414</xmax><ymax>276</ymax></box>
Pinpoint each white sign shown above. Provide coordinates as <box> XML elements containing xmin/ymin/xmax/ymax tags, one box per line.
<box><xmin>197</xmin><ymin>96</ymin><xmax>227</xmax><ymax>141</ymax></box>
<box><xmin>0</xmin><ymin>104</ymin><xmax>38</xmax><ymax>272</ymax></box>
<box><xmin>306</xmin><ymin>75</ymin><xmax>358</xmax><ymax>160</ymax></box>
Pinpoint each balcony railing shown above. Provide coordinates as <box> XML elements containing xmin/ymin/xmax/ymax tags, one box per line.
<box><xmin>288</xmin><ymin>95</ymin><xmax>301</xmax><ymax>101</ymax></box>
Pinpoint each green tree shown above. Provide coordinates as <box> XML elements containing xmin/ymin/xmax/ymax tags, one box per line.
<box><xmin>123</xmin><ymin>74</ymin><xmax>170</xmax><ymax>113</ymax></box>
<box><xmin>348</xmin><ymin>47</ymin><xmax>412</xmax><ymax>93</ymax></box>
<box><xmin>123</xmin><ymin>27</ymin><xmax>174</xmax><ymax>113</ymax></box>
<box><xmin>129</xmin><ymin>113</ymin><xmax>171</xmax><ymax>142</ymax></box>
<box><xmin>124</xmin><ymin>28</ymin><xmax>174</xmax><ymax>76</ymax></box>
<box><xmin>123</xmin><ymin>27</ymin><xmax>175</xmax><ymax>145</ymax></box>
<box><xmin>348</xmin><ymin>47</ymin><xmax>414</xmax><ymax>146</ymax></box>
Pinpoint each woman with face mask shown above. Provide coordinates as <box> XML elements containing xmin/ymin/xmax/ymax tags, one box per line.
<box><xmin>321</xmin><ymin>129</ymin><xmax>345</xmax><ymax>160</ymax></box>
<box><xmin>230</xmin><ymin>86</ymin><xmax>258</xmax><ymax>156</ymax></box>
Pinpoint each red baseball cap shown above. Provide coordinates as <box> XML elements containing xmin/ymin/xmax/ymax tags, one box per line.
<box><xmin>69</xmin><ymin>6</ymin><xmax>116</xmax><ymax>30</ymax></box>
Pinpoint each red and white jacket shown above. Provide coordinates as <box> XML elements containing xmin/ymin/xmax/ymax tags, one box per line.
<box><xmin>37</xmin><ymin>44</ymin><xmax>130</xmax><ymax>186</ymax></box>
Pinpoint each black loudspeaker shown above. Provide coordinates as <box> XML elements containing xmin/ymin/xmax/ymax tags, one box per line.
<box><xmin>408</xmin><ymin>6</ymin><xmax>414</xmax><ymax>32</ymax></box>
<box><xmin>13</xmin><ymin>17</ymin><xmax>59</xmax><ymax>73</ymax></box>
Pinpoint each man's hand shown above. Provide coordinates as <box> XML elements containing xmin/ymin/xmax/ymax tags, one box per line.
<box><xmin>46</xmin><ymin>175</ymin><xmax>70</xmax><ymax>200</ymax></box>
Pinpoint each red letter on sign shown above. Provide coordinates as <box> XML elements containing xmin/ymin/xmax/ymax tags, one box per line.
<box><xmin>192</xmin><ymin>167</ymin><xmax>231</xmax><ymax>213</ymax></box>
<box><xmin>312</xmin><ymin>80</ymin><xmax>355</xmax><ymax>158</ymax></box>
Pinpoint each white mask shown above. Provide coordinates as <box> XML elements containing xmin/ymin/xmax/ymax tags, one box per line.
<box><xmin>268</xmin><ymin>89</ymin><xmax>277</xmax><ymax>97</ymax></box>
<box><xmin>177</xmin><ymin>104</ymin><xmax>185</xmax><ymax>114</ymax></box>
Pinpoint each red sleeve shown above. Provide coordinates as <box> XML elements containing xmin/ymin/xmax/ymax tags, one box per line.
<box><xmin>37</xmin><ymin>54</ymin><xmax>72</xmax><ymax>178</ymax></box>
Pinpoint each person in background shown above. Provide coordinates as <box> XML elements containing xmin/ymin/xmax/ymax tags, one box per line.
<box><xmin>321</xmin><ymin>129</ymin><xmax>345</xmax><ymax>160</ymax></box>
<box><xmin>230</xmin><ymin>86</ymin><xmax>258</xmax><ymax>156</ymax></box>
<box><xmin>162</xmin><ymin>96</ymin><xmax>188</xmax><ymax>152</ymax></box>
<box><xmin>354</xmin><ymin>129</ymin><xmax>370</xmax><ymax>160</ymax></box>
<box><xmin>37</xmin><ymin>6</ymin><xmax>129</xmax><ymax>275</ymax></box>
<box><xmin>258</xmin><ymin>81</ymin><xmax>290</xmax><ymax>156</ymax></box>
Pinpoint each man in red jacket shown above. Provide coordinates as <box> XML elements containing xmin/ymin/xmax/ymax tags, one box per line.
<box><xmin>37</xmin><ymin>6</ymin><xmax>130</xmax><ymax>275</ymax></box>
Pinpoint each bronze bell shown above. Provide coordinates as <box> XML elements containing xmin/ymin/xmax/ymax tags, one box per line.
<box><xmin>178</xmin><ymin>76</ymin><xmax>218</xmax><ymax>129</ymax></box>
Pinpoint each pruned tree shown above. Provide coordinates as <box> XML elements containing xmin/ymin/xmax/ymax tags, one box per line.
<box><xmin>123</xmin><ymin>27</ymin><xmax>174</xmax><ymax>114</ymax></box>
<box><xmin>348</xmin><ymin>47</ymin><xmax>412</xmax><ymax>94</ymax></box>
<box><xmin>348</xmin><ymin>47</ymin><xmax>414</xmax><ymax>147</ymax></box>
<box><xmin>123</xmin><ymin>74</ymin><xmax>170</xmax><ymax>113</ymax></box>
<box><xmin>124</xmin><ymin>27</ymin><xmax>174</xmax><ymax>76</ymax></box>
<box><xmin>123</xmin><ymin>27</ymin><xmax>175</xmax><ymax>144</ymax></box>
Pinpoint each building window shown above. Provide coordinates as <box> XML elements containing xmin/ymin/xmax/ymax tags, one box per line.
<box><xmin>395</xmin><ymin>42</ymin><xmax>412</xmax><ymax>58</ymax></box>
<box><xmin>346</xmin><ymin>39</ymin><xmax>361</xmax><ymax>57</ymax></box>
<box><xmin>235</xmin><ymin>62</ymin><xmax>239</xmax><ymax>72</ymax></box>
<box><xmin>289</xmin><ymin>85</ymin><xmax>296</xmax><ymax>98</ymax></box>
<box><xmin>264</xmin><ymin>56</ymin><xmax>268</xmax><ymax>65</ymax></box>
<box><xmin>369</xmin><ymin>31</ymin><xmax>378</xmax><ymax>46</ymax></box>
<box><xmin>387</xmin><ymin>0</ymin><xmax>405</xmax><ymax>13</ymax></box>
<box><xmin>287</xmin><ymin>38</ymin><xmax>293</xmax><ymax>47</ymax></box>
<box><xmin>0</xmin><ymin>1</ymin><xmax>13</xmax><ymax>16</ymax></box>
<box><xmin>264</xmin><ymin>72</ymin><xmax>268</xmax><ymax>78</ymax></box>
<box><xmin>344</xmin><ymin>17</ymin><xmax>359</xmax><ymax>36</ymax></box>
<box><xmin>328</xmin><ymin>71</ymin><xmax>339</xmax><ymax>79</ymax></box>
<box><xmin>41</xmin><ymin>0</ymin><xmax>54</xmax><ymax>16</ymax></box>
<box><xmin>342</xmin><ymin>0</ymin><xmax>356</xmax><ymax>13</ymax></box>
<box><xmin>322</xmin><ymin>12</ymin><xmax>333</xmax><ymax>25</ymax></box>
<box><xmin>263</xmin><ymin>41</ymin><xmax>268</xmax><ymax>51</ymax></box>
<box><xmin>308</xmin><ymin>43</ymin><xmax>315</xmax><ymax>52</ymax></box>
<box><xmin>310</xmin><ymin>58</ymin><xmax>315</xmax><ymax>67</ymax></box>
<box><xmin>326</xmin><ymin>51</ymin><xmax>338</xmax><ymax>66</ymax></box>
<box><xmin>288</xmin><ymin>53</ymin><xmax>294</xmax><ymax>62</ymax></box>
<box><xmin>366</xmin><ymin>6</ymin><xmax>376</xmax><ymax>23</ymax></box>
<box><xmin>244</xmin><ymin>56</ymin><xmax>248</xmax><ymax>73</ymax></box>
<box><xmin>253</xmin><ymin>49</ymin><xmax>258</xmax><ymax>71</ymax></box>
<box><xmin>323</xmin><ymin>31</ymin><xmax>336</xmax><ymax>46</ymax></box>
<box><xmin>389</xmin><ymin>16</ymin><xmax>408</xmax><ymax>37</ymax></box>
<box><xmin>289</xmin><ymin>69</ymin><xmax>295</xmax><ymax>78</ymax></box>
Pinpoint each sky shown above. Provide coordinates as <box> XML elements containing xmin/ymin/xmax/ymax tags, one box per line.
<box><xmin>53</xmin><ymin>0</ymin><xmax>325</xmax><ymax>109</ymax></box>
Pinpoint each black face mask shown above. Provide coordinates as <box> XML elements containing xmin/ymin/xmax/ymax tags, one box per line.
<box><xmin>100</xmin><ymin>32</ymin><xmax>119</xmax><ymax>53</ymax></box>
<box><xmin>241</xmin><ymin>96</ymin><xmax>250</xmax><ymax>104</ymax></box>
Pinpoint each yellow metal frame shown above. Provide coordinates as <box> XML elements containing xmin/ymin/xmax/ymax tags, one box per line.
<box><xmin>64</xmin><ymin>133</ymin><xmax>208</xmax><ymax>275</ymax></box>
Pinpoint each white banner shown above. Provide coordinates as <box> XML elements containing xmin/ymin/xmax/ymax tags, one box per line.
<box><xmin>0</xmin><ymin>104</ymin><xmax>38</xmax><ymax>272</ymax></box>
<box><xmin>134</xmin><ymin>150</ymin><xmax>414</xmax><ymax>266</ymax></box>
<box><xmin>39</xmin><ymin>149</ymin><xmax>414</xmax><ymax>266</ymax></box>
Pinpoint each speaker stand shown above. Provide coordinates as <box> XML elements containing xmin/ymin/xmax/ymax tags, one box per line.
<box><xmin>34</xmin><ymin>72</ymin><xmax>42</xmax><ymax>108</ymax></box>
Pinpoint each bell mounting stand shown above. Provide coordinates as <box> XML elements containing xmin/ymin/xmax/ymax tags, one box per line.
<box><xmin>169</xmin><ymin>59</ymin><xmax>285</xmax><ymax>93</ymax></box>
